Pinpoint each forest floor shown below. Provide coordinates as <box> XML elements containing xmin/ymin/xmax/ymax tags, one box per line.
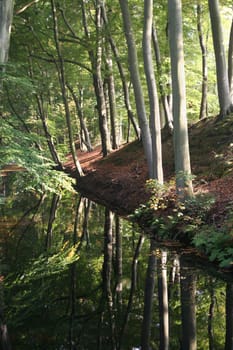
<box><xmin>64</xmin><ymin>115</ymin><xmax>233</xmax><ymax>224</ymax></box>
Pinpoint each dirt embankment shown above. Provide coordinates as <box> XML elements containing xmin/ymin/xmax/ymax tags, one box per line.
<box><xmin>64</xmin><ymin>116</ymin><xmax>233</xmax><ymax>219</ymax></box>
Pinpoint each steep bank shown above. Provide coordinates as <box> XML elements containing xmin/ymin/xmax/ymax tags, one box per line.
<box><xmin>64</xmin><ymin>115</ymin><xmax>233</xmax><ymax>219</ymax></box>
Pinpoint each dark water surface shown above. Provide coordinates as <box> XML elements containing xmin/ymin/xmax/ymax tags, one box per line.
<box><xmin>0</xmin><ymin>191</ymin><xmax>232</xmax><ymax>349</ymax></box>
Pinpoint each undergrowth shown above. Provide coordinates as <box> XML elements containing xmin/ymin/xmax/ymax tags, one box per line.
<box><xmin>131</xmin><ymin>179</ymin><xmax>233</xmax><ymax>268</ymax></box>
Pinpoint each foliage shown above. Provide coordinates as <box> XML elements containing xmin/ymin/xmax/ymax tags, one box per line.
<box><xmin>192</xmin><ymin>211</ymin><xmax>233</xmax><ymax>268</ymax></box>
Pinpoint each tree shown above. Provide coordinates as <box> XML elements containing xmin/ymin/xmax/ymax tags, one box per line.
<box><xmin>118</xmin><ymin>0</ymin><xmax>153</xmax><ymax>177</ymax></box>
<box><xmin>228</xmin><ymin>14</ymin><xmax>233</xmax><ymax>97</ymax></box>
<box><xmin>168</xmin><ymin>0</ymin><xmax>193</xmax><ymax>200</ymax></box>
<box><xmin>197</xmin><ymin>2</ymin><xmax>208</xmax><ymax>120</ymax></box>
<box><xmin>143</xmin><ymin>0</ymin><xmax>163</xmax><ymax>183</ymax></box>
<box><xmin>0</xmin><ymin>0</ymin><xmax>14</xmax><ymax>65</ymax></box>
<box><xmin>208</xmin><ymin>0</ymin><xmax>233</xmax><ymax>116</ymax></box>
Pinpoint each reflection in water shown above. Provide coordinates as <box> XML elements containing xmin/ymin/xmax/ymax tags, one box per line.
<box><xmin>0</xmin><ymin>192</ymin><xmax>233</xmax><ymax>349</ymax></box>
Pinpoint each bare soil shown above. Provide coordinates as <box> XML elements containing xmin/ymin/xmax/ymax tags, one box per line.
<box><xmin>64</xmin><ymin>115</ymin><xmax>233</xmax><ymax>220</ymax></box>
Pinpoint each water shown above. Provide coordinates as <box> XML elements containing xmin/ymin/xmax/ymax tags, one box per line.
<box><xmin>0</xmin><ymin>191</ymin><xmax>232</xmax><ymax>349</ymax></box>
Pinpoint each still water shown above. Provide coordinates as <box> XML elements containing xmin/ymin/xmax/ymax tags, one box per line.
<box><xmin>0</xmin><ymin>191</ymin><xmax>233</xmax><ymax>349</ymax></box>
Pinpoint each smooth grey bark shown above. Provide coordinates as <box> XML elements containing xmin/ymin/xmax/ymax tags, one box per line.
<box><xmin>81</xmin><ymin>0</ymin><xmax>111</xmax><ymax>157</ymax></box>
<box><xmin>197</xmin><ymin>3</ymin><xmax>208</xmax><ymax>120</ymax></box>
<box><xmin>158</xmin><ymin>250</ymin><xmax>169</xmax><ymax>350</ymax></box>
<box><xmin>118</xmin><ymin>0</ymin><xmax>153</xmax><ymax>176</ymax></box>
<box><xmin>100</xmin><ymin>2</ymin><xmax>141</xmax><ymax>140</ymax></box>
<box><xmin>95</xmin><ymin>1</ymin><xmax>111</xmax><ymax>156</ymax></box>
<box><xmin>208</xmin><ymin>0</ymin><xmax>233</xmax><ymax>116</ymax></box>
<box><xmin>228</xmin><ymin>15</ymin><xmax>233</xmax><ymax>97</ymax></box>
<box><xmin>168</xmin><ymin>0</ymin><xmax>193</xmax><ymax>200</ymax></box>
<box><xmin>141</xmin><ymin>239</ymin><xmax>157</xmax><ymax>350</ymax></box>
<box><xmin>50</xmin><ymin>0</ymin><xmax>84</xmax><ymax>177</ymax></box>
<box><xmin>66</xmin><ymin>83</ymin><xmax>93</xmax><ymax>152</ymax></box>
<box><xmin>105</xmin><ymin>44</ymin><xmax>118</xmax><ymax>149</ymax></box>
<box><xmin>152</xmin><ymin>25</ymin><xmax>173</xmax><ymax>131</ymax></box>
<box><xmin>0</xmin><ymin>0</ymin><xmax>14</xmax><ymax>64</ymax></box>
<box><xmin>143</xmin><ymin>0</ymin><xmax>163</xmax><ymax>183</ymax></box>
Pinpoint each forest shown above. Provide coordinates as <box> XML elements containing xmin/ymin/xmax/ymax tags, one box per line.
<box><xmin>0</xmin><ymin>0</ymin><xmax>233</xmax><ymax>349</ymax></box>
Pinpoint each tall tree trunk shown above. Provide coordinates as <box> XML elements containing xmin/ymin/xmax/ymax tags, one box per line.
<box><xmin>141</xmin><ymin>239</ymin><xmax>157</xmax><ymax>350</ymax></box>
<box><xmin>208</xmin><ymin>0</ymin><xmax>233</xmax><ymax>116</ymax></box>
<box><xmin>118</xmin><ymin>0</ymin><xmax>153</xmax><ymax>176</ymax></box>
<box><xmin>228</xmin><ymin>15</ymin><xmax>233</xmax><ymax>98</ymax></box>
<box><xmin>101</xmin><ymin>3</ymin><xmax>141</xmax><ymax>140</ymax></box>
<box><xmin>105</xmin><ymin>43</ymin><xmax>118</xmax><ymax>149</ymax></box>
<box><xmin>143</xmin><ymin>0</ymin><xmax>163</xmax><ymax>183</ymax></box>
<box><xmin>66</xmin><ymin>83</ymin><xmax>93</xmax><ymax>152</ymax></box>
<box><xmin>168</xmin><ymin>0</ymin><xmax>193</xmax><ymax>200</ymax></box>
<box><xmin>95</xmin><ymin>1</ymin><xmax>111</xmax><ymax>156</ymax></box>
<box><xmin>152</xmin><ymin>25</ymin><xmax>173</xmax><ymax>131</ymax></box>
<box><xmin>225</xmin><ymin>282</ymin><xmax>233</xmax><ymax>350</ymax></box>
<box><xmin>0</xmin><ymin>0</ymin><xmax>14</xmax><ymax>64</ymax></box>
<box><xmin>158</xmin><ymin>250</ymin><xmax>169</xmax><ymax>350</ymax></box>
<box><xmin>50</xmin><ymin>0</ymin><xmax>83</xmax><ymax>177</ymax></box>
<box><xmin>197</xmin><ymin>3</ymin><xmax>208</xmax><ymax>120</ymax></box>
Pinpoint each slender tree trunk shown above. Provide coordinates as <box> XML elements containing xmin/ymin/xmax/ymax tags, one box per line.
<box><xmin>101</xmin><ymin>3</ymin><xmax>141</xmax><ymax>140</ymax></box>
<box><xmin>66</xmin><ymin>83</ymin><xmax>93</xmax><ymax>152</ymax></box>
<box><xmin>105</xmin><ymin>43</ymin><xmax>118</xmax><ymax>149</ymax></box>
<box><xmin>95</xmin><ymin>1</ymin><xmax>111</xmax><ymax>156</ymax></box>
<box><xmin>141</xmin><ymin>239</ymin><xmax>157</xmax><ymax>350</ymax></box>
<box><xmin>50</xmin><ymin>0</ymin><xmax>83</xmax><ymax>177</ymax></box>
<box><xmin>208</xmin><ymin>0</ymin><xmax>233</xmax><ymax>116</ymax></box>
<box><xmin>143</xmin><ymin>0</ymin><xmax>163</xmax><ymax>183</ymax></box>
<box><xmin>228</xmin><ymin>15</ymin><xmax>233</xmax><ymax>97</ymax></box>
<box><xmin>225</xmin><ymin>282</ymin><xmax>233</xmax><ymax>350</ymax></box>
<box><xmin>119</xmin><ymin>0</ymin><xmax>153</xmax><ymax>176</ymax></box>
<box><xmin>168</xmin><ymin>0</ymin><xmax>193</xmax><ymax>200</ymax></box>
<box><xmin>152</xmin><ymin>25</ymin><xmax>173</xmax><ymax>131</ymax></box>
<box><xmin>0</xmin><ymin>0</ymin><xmax>14</xmax><ymax>64</ymax></box>
<box><xmin>158</xmin><ymin>250</ymin><xmax>169</xmax><ymax>350</ymax></box>
<box><xmin>197</xmin><ymin>3</ymin><xmax>208</xmax><ymax>120</ymax></box>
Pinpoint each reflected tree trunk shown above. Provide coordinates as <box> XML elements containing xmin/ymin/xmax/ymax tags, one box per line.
<box><xmin>119</xmin><ymin>234</ymin><xmax>145</xmax><ymax>349</ymax></box>
<box><xmin>225</xmin><ymin>282</ymin><xmax>233</xmax><ymax>350</ymax></box>
<box><xmin>99</xmin><ymin>209</ymin><xmax>116</xmax><ymax>350</ymax></box>
<box><xmin>208</xmin><ymin>278</ymin><xmax>215</xmax><ymax>350</ymax></box>
<box><xmin>158</xmin><ymin>250</ymin><xmax>169</xmax><ymax>350</ymax></box>
<box><xmin>141</xmin><ymin>239</ymin><xmax>157</xmax><ymax>350</ymax></box>
<box><xmin>45</xmin><ymin>194</ymin><xmax>60</xmax><ymax>250</ymax></box>
<box><xmin>115</xmin><ymin>216</ymin><xmax>122</xmax><ymax>307</ymax></box>
<box><xmin>180</xmin><ymin>258</ymin><xmax>197</xmax><ymax>350</ymax></box>
<box><xmin>68</xmin><ymin>195</ymin><xmax>82</xmax><ymax>349</ymax></box>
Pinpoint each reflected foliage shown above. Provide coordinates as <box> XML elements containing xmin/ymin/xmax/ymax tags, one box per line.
<box><xmin>0</xmin><ymin>192</ymin><xmax>232</xmax><ymax>349</ymax></box>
